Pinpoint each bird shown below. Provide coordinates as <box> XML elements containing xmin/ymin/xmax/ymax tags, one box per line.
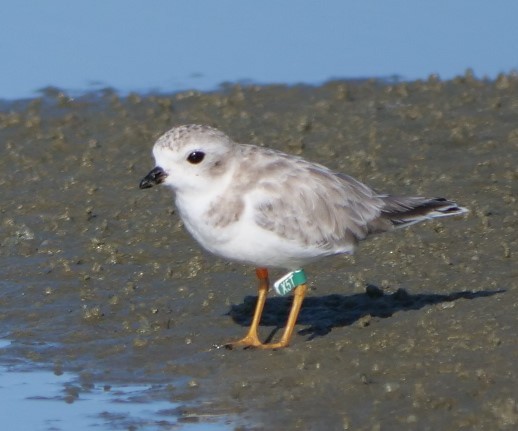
<box><xmin>139</xmin><ymin>124</ymin><xmax>468</xmax><ymax>349</ymax></box>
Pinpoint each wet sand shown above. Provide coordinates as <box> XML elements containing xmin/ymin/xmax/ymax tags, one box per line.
<box><xmin>0</xmin><ymin>75</ymin><xmax>517</xmax><ymax>430</ymax></box>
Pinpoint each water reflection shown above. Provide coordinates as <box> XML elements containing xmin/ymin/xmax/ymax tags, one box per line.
<box><xmin>0</xmin><ymin>340</ymin><xmax>230</xmax><ymax>431</ymax></box>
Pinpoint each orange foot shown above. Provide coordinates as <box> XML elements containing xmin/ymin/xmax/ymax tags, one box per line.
<box><xmin>224</xmin><ymin>333</ymin><xmax>264</xmax><ymax>349</ymax></box>
<box><xmin>224</xmin><ymin>336</ymin><xmax>290</xmax><ymax>350</ymax></box>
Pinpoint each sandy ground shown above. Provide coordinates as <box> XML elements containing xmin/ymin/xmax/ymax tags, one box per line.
<box><xmin>0</xmin><ymin>75</ymin><xmax>517</xmax><ymax>430</ymax></box>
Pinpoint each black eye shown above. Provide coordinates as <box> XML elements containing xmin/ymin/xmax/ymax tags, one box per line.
<box><xmin>187</xmin><ymin>151</ymin><xmax>205</xmax><ymax>164</ymax></box>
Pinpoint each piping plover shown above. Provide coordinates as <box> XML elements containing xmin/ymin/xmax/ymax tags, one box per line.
<box><xmin>140</xmin><ymin>124</ymin><xmax>468</xmax><ymax>349</ymax></box>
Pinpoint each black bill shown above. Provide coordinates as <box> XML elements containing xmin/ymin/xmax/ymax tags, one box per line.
<box><xmin>139</xmin><ymin>166</ymin><xmax>167</xmax><ymax>189</ymax></box>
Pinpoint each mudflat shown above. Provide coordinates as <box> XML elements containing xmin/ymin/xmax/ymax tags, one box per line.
<box><xmin>1</xmin><ymin>75</ymin><xmax>516</xmax><ymax>429</ymax></box>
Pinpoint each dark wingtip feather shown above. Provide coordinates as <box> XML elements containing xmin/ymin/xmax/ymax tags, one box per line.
<box><xmin>381</xmin><ymin>196</ymin><xmax>468</xmax><ymax>228</ymax></box>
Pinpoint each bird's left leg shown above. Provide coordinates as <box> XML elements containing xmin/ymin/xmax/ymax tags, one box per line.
<box><xmin>225</xmin><ymin>268</ymin><xmax>269</xmax><ymax>348</ymax></box>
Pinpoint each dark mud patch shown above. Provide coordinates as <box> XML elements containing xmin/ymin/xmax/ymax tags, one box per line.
<box><xmin>228</xmin><ymin>287</ymin><xmax>504</xmax><ymax>341</ymax></box>
<box><xmin>0</xmin><ymin>75</ymin><xmax>517</xmax><ymax>429</ymax></box>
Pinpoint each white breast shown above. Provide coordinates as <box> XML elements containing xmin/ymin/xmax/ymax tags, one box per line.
<box><xmin>175</xmin><ymin>190</ymin><xmax>342</xmax><ymax>270</ymax></box>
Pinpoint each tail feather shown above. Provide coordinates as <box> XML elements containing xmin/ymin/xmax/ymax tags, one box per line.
<box><xmin>380</xmin><ymin>196</ymin><xmax>468</xmax><ymax>229</ymax></box>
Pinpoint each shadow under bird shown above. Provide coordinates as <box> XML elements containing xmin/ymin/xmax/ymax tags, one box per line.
<box><xmin>140</xmin><ymin>124</ymin><xmax>468</xmax><ymax>349</ymax></box>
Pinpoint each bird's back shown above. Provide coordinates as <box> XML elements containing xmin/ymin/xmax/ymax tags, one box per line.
<box><xmin>222</xmin><ymin>144</ymin><xmax>467</xmax><ymax>255</ymax></box>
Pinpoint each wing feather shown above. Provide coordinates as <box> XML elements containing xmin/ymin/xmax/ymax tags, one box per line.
<box><xmin>245</xmin><ymin>151</ymin><xmax>386</xmax><ymax>250</ymax></box>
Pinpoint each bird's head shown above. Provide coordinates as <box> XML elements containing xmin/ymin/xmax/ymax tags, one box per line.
<box><xmin>139</xmin><ymin>124</ymin><xmax>236</xmax><ymax>193</ymax></box>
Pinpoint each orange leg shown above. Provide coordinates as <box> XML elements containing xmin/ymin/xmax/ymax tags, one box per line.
<box><xmin>255</xmin><ymin>283</ymin><xmax>307</xmax><ymax>350</ymax></box>
<box><xmin>225</xmin><ymin>268</ymin><xmax>270</xmax><ymax>348</ymax></box>
<box><xmin>225</xmin><ymin>268</ymin><xmax>308</xmax><ymax>350</ymax></box>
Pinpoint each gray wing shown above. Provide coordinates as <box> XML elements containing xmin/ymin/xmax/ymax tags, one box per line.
<box><xmin>250</xmin><ymin>157</ymin><xmax>388</xmax><ymax>250</ymax></box>
<box><xmin>236</xmin><ymin>145</ymin><xmax>466</xmax><ymax>251</ymax></box>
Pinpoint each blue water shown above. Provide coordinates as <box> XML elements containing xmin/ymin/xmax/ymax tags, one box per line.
<box><xmin>1</xmin><ymin>1</ymin><xmax>517</xmax><ymax>100</ymax></box>
<box><xmin>0</xmin><ymin>341</ymin><xmax>231</xmax><ymax>431</ymax></box>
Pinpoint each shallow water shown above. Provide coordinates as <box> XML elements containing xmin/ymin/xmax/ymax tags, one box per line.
<box><xmin>0</xmin><ymin>76</ymin><xmax>517</xmax><ymax>429</ymax></box>
<box><xmin>0</xmin><ymin>341</ymin><xmax>232</xmax><ymax>430</ymax></box>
